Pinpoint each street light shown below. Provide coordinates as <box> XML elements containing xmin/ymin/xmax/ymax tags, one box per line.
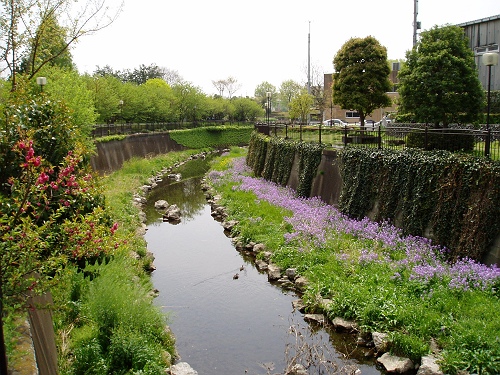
<box><xmin>482</xmin><ymin>52</ymin><xmax>499</xmax><ymax>158</ymax></box>
<box><xmin>36</xmin><ymin>76</ymin><xmax>47</xmax><ymax>92</ymax></box>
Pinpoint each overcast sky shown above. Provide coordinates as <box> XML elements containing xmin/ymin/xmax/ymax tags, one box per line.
<box><xmin>72</xmin><ymin>0</ymin><xmax>499</xmax><ymax>97</ymax></box>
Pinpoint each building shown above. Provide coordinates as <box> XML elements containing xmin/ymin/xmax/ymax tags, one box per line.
<box><xmin>459</xmin><ymin>14</ymin><xmax>500</xmax><ymax>91</ymax></box>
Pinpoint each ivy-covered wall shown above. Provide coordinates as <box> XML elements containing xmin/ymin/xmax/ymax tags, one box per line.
<box><xmin>246</xmin><ymin>132</ymin><xmax>324</xmax><ymax>198</ymax></box>
<box><xmin>339</xmin><ymin>148</ymin><xmax>500</xmax><ymax>263</ymax></box>
<box><xmin>246</xmin><ymin>132</ymin><xmax>500</xmax><ymax>263</ymax></box>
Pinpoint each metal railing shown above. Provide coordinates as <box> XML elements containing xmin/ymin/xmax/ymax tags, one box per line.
<box><xmin>255</xmin><ymin>123</ymin><xmax>500</xmax><ymax>160</ymax></box>
<box><xmin>92</xmin><ymin>120</ymin><xmax>247</xmax><ymax>138</ymax></box>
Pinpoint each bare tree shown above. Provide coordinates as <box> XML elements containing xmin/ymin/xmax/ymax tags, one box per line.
<box><xmin>212</xmin><ymin>79</ymin><xmax>226</xmax><ymax>97</ymax></box>
<box><xmin>0</xmin><ymin>0</ymin><xmax>123</xmax><ymax>89</ymax></box>
<box><xmin>224</xmin><ymin>76</ymin><xmax>241</xmax><ymax>99</ymax></box>
<box><xmin>162</xmin><ymin>67</ymin><xmax>183</xmax><ymax>86</ymax></box>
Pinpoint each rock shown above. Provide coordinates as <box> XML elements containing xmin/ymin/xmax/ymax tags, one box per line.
<box><xmin>168</xmin><ymin>362</ymin><xmax>198</xmax><ymax>375</ymax></box>
<box><xmin>245</xmin><ymin>241</ymin><xmax>256</xmax><ymax>251</ymax></box>
<box><xmin>168</xmin><ymin>173</ymin><xmax>181</xmax><ymax>181</ymax></box>
<box><xmin>294</xmin><ymin>276</ymin><xmax>308</xmax><ymax>291</ymax></box>
<box><xmin>304</xmin><ymin>314</ymin><xmax>326</xmax><ymax>325</ymax></box>
<box><xmin>164</xmin><ymin>204</ymin><xmax>181</xmax><ymax>222</ymax></box>
<box><xmin>372</xmin><ymin>332</ymin><xmax>390</xmax><ymax>353</ymax></box>
<box><xmin>277</xmin><ymin>277</ymin><xmax>295</xmax><ymax>289</ymax></box>
<box><xmin>285</xmin><ymin>268</ymin><xmax>297</xmax><ymax>280</ymax></box>
<box><xmin>267</xmin><ymin>264</ymin><xmax>281</xmax><ymax>281</ymax></box>
<box><xmin>222</xmin><ymin>220</ymin><xmax>238</xmax><ymax>232</ymax></box>
<box><xmin>417</xmin><ymin>355</ymin><xmax>444</xmax><ymax>375</ymax></box>
<box><xmin>262</xmin><ymin>251</ymin><xmax>272</xmax><ymax>261</ymax></box>
<box><xmin>141</xmin><ymin>185</ymin><xmax>152</xmax><ymax>193</ymax></box>
<box><xmin>377</xmin><ymin>353</ymin><xmax>414</xmax><ymax>374</ymax></box>
<box><xmin>154</xmin><ymin>200</ymin><xmax>169</xmax><ymax>209</ymax></box>
<box><xmin>255</xmin><ymin>259</ymin><xmax>268</xmax><ymax>270</ymax></box>
<box><xmin>331</xmin><ymin>317</ymin><xmax>359</xmax><ymax>332</ymax></box>
<box><xmin>252</xmin><ymin>243</ymin><xmax>266</xmax><ymax>253</ymax></box>
<box><xmin>292</xmin><ymin>299</ymin><xmax>306</xmax><ymax>313</ymax></box>
<box><xmin>234</xmin><ymin>241</ymin><xmax>245</xmax><ymax>252</ymax></box>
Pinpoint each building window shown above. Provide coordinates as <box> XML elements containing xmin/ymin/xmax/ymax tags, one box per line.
<box><xmin>346</xmin><ymin>111</ymin><xmax>360</xmax><ymax>118</ymax></box>
<box><xmin>475</xmin><ymin>44</ymin><xmax>499</xmax><ymax>55</ymax></box>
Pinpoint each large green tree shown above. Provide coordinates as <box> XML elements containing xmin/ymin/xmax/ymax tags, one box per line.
<box><xmin>398</xmin><ymin>25</ymin><xmax>484</xmax><ymax>127</ymax></box>
<box><xmin>332</xmin><ymin>36</ymin><xmax>392</xmax><ymax>126</ymax></box>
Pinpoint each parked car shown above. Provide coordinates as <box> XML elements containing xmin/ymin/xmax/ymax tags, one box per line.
<box><xmin>323</xmin><ymin>118</ymin><xmax>347</xmax><ymax>127</ymax></box>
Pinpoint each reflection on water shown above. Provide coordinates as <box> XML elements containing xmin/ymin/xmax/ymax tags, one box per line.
<box><xmin>145</xmin><ymin>157</ymin><xmax>382</xmax><ymax>375</ymax></box>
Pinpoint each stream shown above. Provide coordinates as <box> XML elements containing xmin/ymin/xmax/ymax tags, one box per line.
<box><xmin>144</xmin><ymin>156</ymin><xmax>382</xmax><ymax>375</ymax></box>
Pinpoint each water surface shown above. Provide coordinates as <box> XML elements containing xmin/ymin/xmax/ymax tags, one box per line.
<box><xmin>146</xmin><ymin>157</ymin><xmax>382</xmax><ymax>375</ymax></box>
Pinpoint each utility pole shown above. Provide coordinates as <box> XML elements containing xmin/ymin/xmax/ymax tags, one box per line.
<box><xmin>307</xmin><ymin>21</ymin><xmax>311</xmax><ymax>125</ymax></box>
<box><xmin>413</xmin><ymin>0</ymin><xmax>421</xmax><ymax>47</ymax></box>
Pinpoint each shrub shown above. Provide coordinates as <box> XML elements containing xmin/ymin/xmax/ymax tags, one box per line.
<box><xmin>406</xmin><ymin>129</ymin><xmax>474</xmax><ymax>152</ymax></box>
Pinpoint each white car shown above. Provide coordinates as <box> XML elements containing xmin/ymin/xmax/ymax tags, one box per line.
<box><xmin>323</xmin><ymin>119</ymin><xmax>347</xmax><ymax>127</ymax></box>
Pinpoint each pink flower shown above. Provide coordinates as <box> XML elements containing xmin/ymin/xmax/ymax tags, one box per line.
<box><xmin>110</xmin><ymin>222</ymin><xmax>119</xmax><ymax>234</ymax></box>
<box><xmin>36</xmin><ymin>172</ymin><xmax>49</xmax><ymax>185</ymax></box>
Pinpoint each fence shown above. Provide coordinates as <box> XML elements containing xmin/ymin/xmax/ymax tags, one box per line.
<box><xmin>255</xmin><ymin>123</ymin><xmax>500</xmax><ymax>160</ymax></box>
<box><xmin>92</xmin><ymin>120</ymin><xmax>246</xmax><ymax>137</ymax></box>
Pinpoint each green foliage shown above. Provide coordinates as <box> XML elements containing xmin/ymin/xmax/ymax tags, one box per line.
<box><xmin>288</xmin><ymin>90</ymin><xmax>314</xmax><ymax>124</ymax></box>
<box><xmin>19</xmin><ymin>14</ymin><xmax>74</xmax><ymax>75</ymax></box>
<box><xmin>261</xmin><ymin>137</ymin><xmax>296</xmax><ymax>185</ymax></box>
<box><xmin>338</xmin><ymin>148</ymin><xmax>500</xmax><ymax>261</ymax></box>
<box><xmin>169</xmin><ymin>125</ymin><xmax>253</xmax><ymax>149</ymax></box>
<box><xmin>231</xmin><ymin>97</ymin><xmax>264</xmax><ymax>122</ymax></box>
<box><xmin>246</xmin><ymin>132</ymin><xmax>323</xmax><ymax>197</ymax></box>
<box><xmin>406</xmin><ymin>129</ymin><xmax>475</xmax><ymax>152</ymax></box>
<box><xmin>64</xmin><ymin>256</ymin><xmax>174</xmax><ymax>374</ymax></box>
<box><xmin>332</xmin><ymin>36</ymin><xmax>392</xmax><ymax>125</ymax></box>
<box><xmin>398</xmin><ymin>25</ymin><xmax>484</xmax><ymax>127</ymax></box>
<box><xmin>296</xmin><ymin>142</ymin><xmax>324</xmax><ymax>197</ymax></box>
<box><xmin>246</xmin><ymin>131</ymin><xmax>269</xmax><ymax>176</ymax></box>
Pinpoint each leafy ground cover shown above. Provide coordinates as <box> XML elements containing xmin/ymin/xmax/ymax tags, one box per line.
<box><xmin>206</xmin><ymin>148</ymin><xmax>500</xmax><ymax>375</ymax></box>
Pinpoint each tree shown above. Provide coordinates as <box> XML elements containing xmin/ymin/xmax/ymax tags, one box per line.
<box><xmin>332</xmin><ymin>36</ymin><xmax>392</xmax><ymax>126</ymax></box>
<box><xmin>279</xmin><ymin>80</ymin><xmax>302</xmax><ymax>111</ymax></box>
<box><xmin>172</xmin><ymin>82</ymin><xmax>205</xmax><ymax>124</ymax></box>
<box><xmin>289</xmin><ymin>90</ymin><xmax>314</xmax><ymax>125</ymax></box>
<box><xmin>85</xmin><ymin>73</ymin><xmax>122</xmax><ymax>123</ymax></box>
<box><xmin>254</xmin><ymin>81</ymin><xmax>277</xmax><ymax>107</ymax></box>
<box><xmin>212</xmin><ymin>79</ymin><xmax>226</xmax><ymax>97</ymax></box>
<box><xmin>19</xmin><ymin>13</ymin><xmax>74</xmax><ymax>74</ymax></box>
<box><xmin>231</xmin><ymin>97</ymin><xmax>263</xmax><ymax>122</ymax></box>
<box><xmin>398</xmin><ymin>25</ymin><xmax>484</xmax><ymax>127</ymax></box>
<box><xmin>124</xmin><ymin>63</ymin><xmax>166</xmax><ymax>85</ymax></box>
<box><xmin>142</xmin><ymin>78</ymin><xmax>175</xmax><ymax>123</ymax></box>
<box><xmin>0</xmin><ymin>0</ymin><xmax>123</xmax><ymax>90</ymax></box>
<box><xmin>224</xmin><ymin>76</ymin><xmax>241</xmax><ymax>99</ymax></box>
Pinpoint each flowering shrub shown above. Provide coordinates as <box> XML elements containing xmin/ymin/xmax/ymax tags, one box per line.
<box><xmin>0</xmin><ymin>139</ymin><xmax>116</xmax><ymax>304</ymax></box>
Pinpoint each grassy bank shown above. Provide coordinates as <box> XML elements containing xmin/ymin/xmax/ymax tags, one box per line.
<box><xmin>50</xmin><ymin>150</ymin><xmax>200</xmax><ymax>374</ymax></box>
<box><xmin>206</xmin><ymin>148</ymin><xmax>500</xmax><ymax>375</ymax></box>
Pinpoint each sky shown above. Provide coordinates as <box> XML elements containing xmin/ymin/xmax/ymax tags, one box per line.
<box><xmin>71</xmin><ymin>0</ymin><xmax>500</xmax><ymax>97</ymax></box>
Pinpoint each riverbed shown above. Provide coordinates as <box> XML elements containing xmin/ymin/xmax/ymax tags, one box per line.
<box><xmin>144</xmin><ymin>156</ymin><xmax>382</xmax><ymax>375</ymax></box>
